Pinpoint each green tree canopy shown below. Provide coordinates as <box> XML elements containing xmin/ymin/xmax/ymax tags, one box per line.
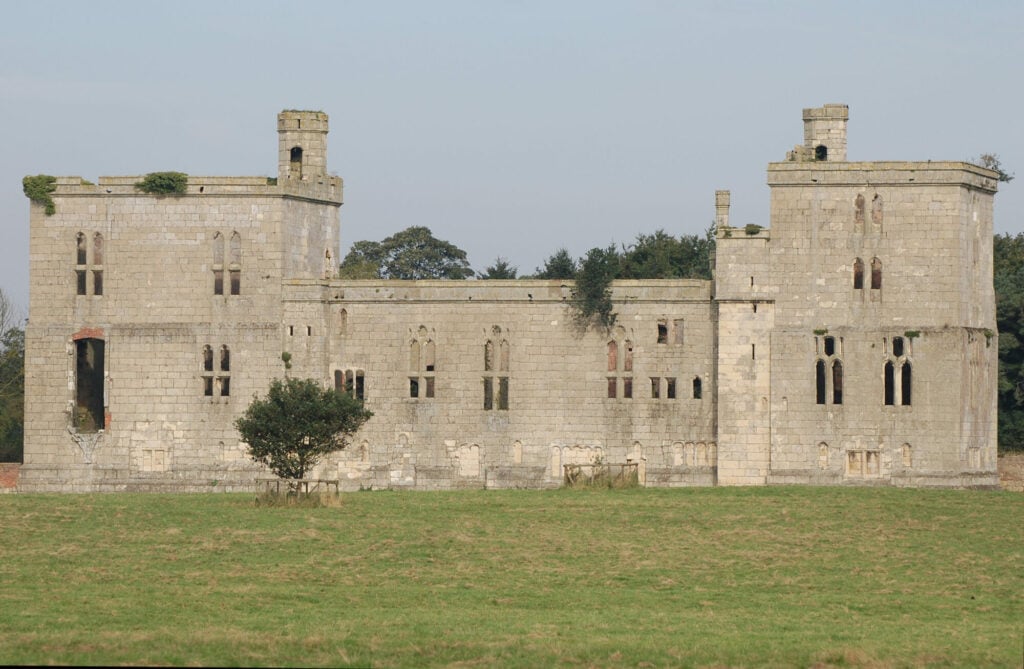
<box><xmin>339</xmin><ymin>226</ymin><xmax>473</xmax><ymax>279</ymax></box>
<box><xmin>994</xmin><ymin>232</ymin><xmax>1024</xmax><ymax>451</ymax></box>
<box><xmin>0</xmin><ymin>289</ymin><xmax>24</xmax><ymax>462</ymax></box>
<box><xmin>570</xmin><ymin>245</ymin><xmax>620</xmax><ymax>332</ymax></box>
<box><xmin>235</xmin><ymin>378</ymin><xmax>372</xmax><ymax>480</ymax></box>
<box><xmin>533</xmin><ymin>248</ymin><xmax>577</xmax><ymax>279</ymax></box>
<box><xmin>618</xmin><ymin>226</ymin><xmax>714</xmax><ymax>280</ymax></box>
<box><xmin>478</xmin><ymin>257</ymin><xmax>518</xmax><ymax>279</ymax></box>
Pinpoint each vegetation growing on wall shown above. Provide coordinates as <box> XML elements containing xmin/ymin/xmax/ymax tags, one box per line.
<box><xmin>570</xmin><ymin>246</ymin><xmax>619</xmax><ymax>332</ymax></box>
<box><xmin>135</xmin><ymin>172</ymin><xmax>188</xmax><ymax>195</ymax></box>
<box><xmin>22</xmin><ymin>175</ymin><xmax>57</xmax><ymax>215</ymax></box>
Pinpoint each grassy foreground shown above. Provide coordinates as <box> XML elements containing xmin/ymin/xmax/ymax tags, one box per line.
<box><xmin>0</xmin><ymin>487</ymin><xmax>1021</xmax><ymax>668</ymax></box>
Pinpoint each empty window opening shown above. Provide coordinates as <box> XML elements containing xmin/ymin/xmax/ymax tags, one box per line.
<box><xmin>214</xmin><ymin>270</ymin><xmax>224</xmax><ymax>296</ymax></box>
<box><xmin>203</xmin><ymin>346</ymin><xmax>214</xmax><ymax>372</ymax></box>
<box><xmin>334</xmin><ymin>370</ymin><xmax>343</xmax><ymax>391</ymax></box>
<box><xmin>824</xmin><ymin>336</ymin><xmax>835</xmax><ymax>357</ymax></box>
<box><xmin>499</xmin><ymin>340</ymin><xmax>510</xmax><ymax>372</ymax></box>
<box><xmin>483</xmin><ymin>377</ymin><xmax>494</xmax><ymax>410</ymax></box>
<box><xmin>666</xmin><ymin>378</ymin><xmax>677</xmax><ymax>399</ymax></box>
<box><xmin>290</xmin><ymin>146</ymin><xmax>303</xmax><ymax>178</ymax></box>
<box><xmin>650</xmin><ymin>378</ymin><xmax>660</xmax><ymax>399</ymax></box>
<box><xmin>76</xmin><ymin>270</ymin><xmax>87</xmax><ymax>296</ymax></box>
<box><xmin>815</xmin><ymin>145</ymin><xmax>828</xmax><ymax>161</ymax></box>
<box><xmin>853</xmin><ymin>258</ymin><xmax>864</xmax><ymax>289</ymax></box>
<box><xmin>816</xmin><ymin>360</ymin><xmax>827</xmax><ymax>405</ymax></box>
<box><xmin>220</xmin><ymin>346</ymin><xmax>230</xmax><ymax>372</ymax></box>
<box><xmin>692</xmin><ymin>376</ymin><xmax>702</xmax><ymax>400</ymax></box>
<box><xmin>484</xmin><ymin>341</ymin><xmax>494</xmax><ymax>371</ymax></box>
<box><xmin>673</xmin><ymin>319</ymin><xmax>685</xmax><ymax>345</ymax></box>
<box><xmin>884</xmin><ymin>361</ymin><xmax>895</xmax><ymax>406</ymax></box>
<box><xmin>657</xmin><ymin>321</ymin><xmax>668</xmax><ymax>344</ymax></box>
<box><xmin>76</xmin><ymin>233</ymin><xmax>87</xmax><ymax>265</ymax></box>
<box><xmin>497</xmin><ymin>377</ymin><xmax>509</xmax><ymax>410</ymax></box>
<box><xmin>832</xmin><ymin>360</ymin><xmax>843</xmax><ymax>405</ymax></box>
<box><xmin>425</xmin><ymin>341</ymin><xmax>435</xmax><ymax>371</ymax></box>
<box><xmin>306</xmin><ymin>326</ymin><xmax>312</xmax><ymax>337</ymax></box>
<box><xmin>607</xmin><ymin>377</ymin><xmax>617</xmax><ymax>399</ymax></box>
<box><xmin>219</xmin><ymin>377</ymin><xmax>230</xmax><ymax>397</ymax></box>
<box><xmin>901</xmin><ymin>362</ymin><xmax>912</xmax><ymax>405</ymax></box>
<box><xmin>892</xmin><ymin>336</ymin><xmax>904</xmax><ymax>358</ymax></box>
<box><xmin>354</xmin><ymin>371</ymin><xmax>365</xmax><ymax>401</ymax></box>
<box><xmin>229</xmin><ymin>270</ymin><xmax>240</xmax><ymax>295</ymax></box>
<box><xmin>74</xmin><ymin>338</ymin><xmax>105</xmax><ymax>433</ymax></box>
<box><xmin>409</xmin><ymin>377</ymin><xmax>419</xmax><ymax>398</ymax></box>
<box><xmin>203</xmin><ymin>377</ymin><xmax>214</xmax><ymax>397</ymax></box>
<box><xmin>871</xmin><ymin>258</ymin><xmax>882</xmax><ymax>289</ymax></box>
<box><xmin>288</xmin><ymin>325</ymin><xmax>294</xmax><ymax>336</ymax></box>
<box><xmin>622</xmin><ymin>377</ymin><xmax>633</xmax><ymax>399</ymax></box>
<box><xmin>345</xmin><ymin>370</ymin><xmax>354</xmax><ymax>394</ymax></box>
<box><xmin>92</xmin><ymin>270</ymin><xmax>103</xmax><ymax>296</ymax></box>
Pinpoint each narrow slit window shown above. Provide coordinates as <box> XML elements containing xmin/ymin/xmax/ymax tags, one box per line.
<box><xmin>483</xmin><ymin>377</ymin><xmax>494</xmax><ymax>410</ymax></box>
<box><xmin>666</xmin><ymin>378</ymin><xmax>676</xmax><ymax>399</ymax></box>
<box><xmin>816</xmin><ymin>360</ymin><xmax>827</xmax><ymax>405</ymax></box>
<box><xmin>901</xmin><ymin>362</ymin><xmax>912</xmax><ymax>406</ymax></box>
<box><xmin>832</xmin><ymin>360</ymin><xmax>843</xmax><ymax>405</ymax></box>
<box><xmin>623</xmin><ymin>377</ymin><xmax>633</xmax><ymax>399</ymax></box>
<box><xmin>693</xmin><ymin>376</ymin><xmax>702</xmax><ymax>400</ymax></box>
<box><xmin>853</xmin><ymin>258</ymin><xmax>864</xmax><ymax>289</ymax></box>
<box><xmin>651</xmin><ymin>378</ymin><xmax>660</xmax><ymax>399</ymax></box>
<box><xmin>871</xmin><ymin>258</ymin><xmax>882</xmax><ymax>289</ymax></box>
<box><xmin>884</xmin><ymin>361</ymin><xmax>895</xmax><ymax>406</ymax></box>
<box><xmin>92</xmin><ymin>270</ymin><xmax>103</xmax><ymax>296</ymax></box>
<box><xmin>409</xmin><ymin>377</ymin><xmax>419</xmax><ymax>398</ymax></box>
<box><xmin>657</xmin><ymin>321</ymin><xmax>668</xmax><ymax>344</ymax></box>
<box><xmin>497</xmin><ymin>377</ymin><xmax>509</xmax><ymax>410</ymax></box>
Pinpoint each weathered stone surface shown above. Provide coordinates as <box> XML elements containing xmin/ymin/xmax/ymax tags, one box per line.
<box><xmin>18</xmin><ymin>106</ymin><xmax>1000</xmax><ymax>492</ymax></box>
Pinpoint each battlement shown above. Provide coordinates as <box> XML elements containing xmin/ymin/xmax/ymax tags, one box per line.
<box><xmin>767</xmin><ymin>160</ymin><xmax>1000</xmax><ymax>191</ymax></box>
<box><xmin>46</xmin><ymin>174</ymin><xmax>343</xmax><ymax>204</ymax></box>
<box><xmin>278</xmin><ymin>110</ymin><xmax>330</xmax><ymax>183</ymax></box>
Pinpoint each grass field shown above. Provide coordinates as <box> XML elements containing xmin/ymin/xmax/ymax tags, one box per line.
<box><xmin>0</xmin><ymin>486</ymin><xmax>1022</xmax><ymax>667</ymax></box>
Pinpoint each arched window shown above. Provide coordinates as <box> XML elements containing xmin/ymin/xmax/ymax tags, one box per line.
<box><xmin>484</xmin><ymin>341</ymin><xmax>494</xmax><ymax>372</ymax></box>
<box><xmin>424</xmin><ymin>341</ymin><xmax>436</xmax><ymax>372</ymax></box>
<box><xmin>499</xmin><ymin>340</ymin><xmax>509</xmax><ymax>372</ymax></box>
<box><xmin>229</xmin><ymin>232</ymin><xmax>241</xmax><ymax>295</ymax></box>
<box><xmin>607</xmin><ymin>341</ymin><xmax>618</xmax><ymax>372</ymax></box>
<box><xmin>92</xmin><ymin>233</ymin><xmax>104</xmax><ymax>265</ymax></box>
<box><xmin>203</xmin><ymin>345</ymin><xmax>214</xmax><ymax>372</ymax></box>
<box><xmin>290</xmin><ymin>146</ymin><xmax>303</xmax><ymax>178</ymax></box>
<box><xmin>884</xmin><ymin>361</ymin><xmax>895</xmax><ymax>406</ymax></box>
<box><xmin>831</xmin><ymin>359</ymin><xmax>843</xmax><ymax>405</ymax></box>
<box><xmin>901</xmin><ymin>362</ymin><xmax>912</xmax><ymax>406</ymax></box>
<box><xmin>220</xmin><ymin>345</ymin><xmax>230</xmax><ymax>372</ymax></box>
<box><xmin>815</xmin><ymin>145</ymin><xmax>828</xmax><ymax>161</ymax></box>
<box><xmin>76</xmin><ymin>232</ymin><xmax>87</xmax><ymax>265</ymax></box>
<box><xmin>870</xmin><ymin>258</ymin><xmax>882</xmax><ymax>289</ymax></box>
<box><xmin>212</xmin><ymin>232</ymin><xmax>224</xmax><ymax>295</ymax></box>
<box><xmin>816</xmin><ymin>359</ymin><xmax>827</xmax><ymax>405</ymax></box>
<box><xmin>623</xmin><ymin>340</ymin><xmax>633</xmax><ymax>372</ymax></box>
<box><xmin>871</xmin><ymin>194</ymin><xmax>883</xmax><ymax>225</ymax></box>
<box><xmin>854</xmin><ymin>194</ymin><xmax>865</xmax><ymax>227</ymax></box>
<box><xmin>853</xmin><ymin>258</ymin><xmax>864</xmax><ymax>289</ymax></box>
<box><xmin>409</xmin><ymin>341</ymin><xmax>420</xmax><ymax>371</ymax></box>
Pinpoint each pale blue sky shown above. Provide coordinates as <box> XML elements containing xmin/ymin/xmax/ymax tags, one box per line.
<box><xmin>2</xmin><ymin>1</ymin><xmax>1021</xmax><ymax>315</ymax></box>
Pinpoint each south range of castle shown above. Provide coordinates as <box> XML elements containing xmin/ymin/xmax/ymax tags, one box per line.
<box><xmin>19</xmin><ymin>104</ymin><xmax>1002</xmax><ymax>491</ymax></box>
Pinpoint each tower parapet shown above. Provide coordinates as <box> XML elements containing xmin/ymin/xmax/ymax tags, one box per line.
<box><xmin>786</xmin><ymin>103</ymin><xmax>848</xmax><ymax>162</ymax></box>
<box><xmin>278</xmin><ymin>110</ymin><xmax>330</xmax><ymax>182</ymax></box>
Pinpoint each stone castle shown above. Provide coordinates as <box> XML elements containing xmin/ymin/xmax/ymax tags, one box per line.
<box><xmin>19</xmin><ymin>104</ymin><xmax>1001</xmax><ymax>491</ymax></box>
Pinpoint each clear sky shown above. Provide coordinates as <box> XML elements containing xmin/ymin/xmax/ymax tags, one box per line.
<box><xmin>2</xmin><ymin>0</ymin><xmax>1021</xmax><ymax>316</ymax></box>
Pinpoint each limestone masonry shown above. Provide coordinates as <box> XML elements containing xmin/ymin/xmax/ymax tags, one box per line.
<box><xmin>19</xmin><ymin>105</ymin><xmax>1001</xmax><ymax>491</ymax></box>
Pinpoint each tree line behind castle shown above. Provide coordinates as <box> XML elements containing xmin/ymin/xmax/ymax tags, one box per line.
<box><xmin>2</xmin><ymin>226</ymin><xmax>1024</xmax><ymax>462</ymax></box>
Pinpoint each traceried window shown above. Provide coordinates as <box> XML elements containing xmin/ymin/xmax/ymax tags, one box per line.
<box><xmin>338</xmin><ymin>368</ymin><xmax>366</xmax><ymax>401</ymax></box>
<box><xmin>201</xmin><ymin>344</ymin><xmax>231</xmax><ymax>397</ymax></box>
<box><xmin>883</xmin><ymin>336</ymin><xmax>912</xmax><ymax>406</ymax></box>
<box><xmin>606</xmin><ymin>338</ymin><xmax>633</xmax><ymax>399</ymax></box>
<box><xmin>483</xmin><ymin>327</ymin><xmax>509</xmax><ymax>410</ymax></box>
<box><xmin>409</xmin><ymin>332</ymin><xmax>437</xmax><ymax>399</ymax></box>
<box><xmin>814</xmin><ymin>335</ymin><xmax>843</xmax><ymax>405</ymax></box>
<box><xmin>74</xmin><ymin>232</ymin><xmax>104</xmax><ymax>297</ymax></box>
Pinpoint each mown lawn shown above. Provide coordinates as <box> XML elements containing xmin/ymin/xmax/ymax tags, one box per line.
<box><xmin>0</xmin><ymin>486</ymin><xmax>1021</xmax><ymax>667</ymax></box>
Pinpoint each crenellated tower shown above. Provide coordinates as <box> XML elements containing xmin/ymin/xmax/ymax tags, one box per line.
<box><xmin>278</xmin><ymin>110</ymin><xmax>330</xmax><ymax>182</ymax></box>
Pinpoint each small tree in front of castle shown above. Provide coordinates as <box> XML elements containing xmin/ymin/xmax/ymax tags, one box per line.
<box><xmin>236</xmin><ymin>378</ymin><xmax>372</xmax><ymax>482</ymax></box>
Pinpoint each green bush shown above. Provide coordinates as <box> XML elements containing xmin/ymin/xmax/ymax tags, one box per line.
<box><xmin>22</xmin><ymin>175</ymin><xmax>57</xmax><ymax>215</ymax></box>
<box><xmin>135</xmin><ymin>172</ymin><xmax>188</xmax><ymax>195</ymax></box>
